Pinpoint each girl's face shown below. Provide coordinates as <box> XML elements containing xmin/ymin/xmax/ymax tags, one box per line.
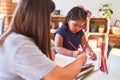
<box><xmin>68</xmin><ymin>19</ymin><xmax>85</xmax><ymax>33</ymax></box>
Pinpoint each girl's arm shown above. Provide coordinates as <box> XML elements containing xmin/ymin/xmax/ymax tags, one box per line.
<box><xmin>81</xmin><ymin>35</ymin><xmax>97</xmax><ymax>60</ymax></box>
<box><xmin>55</xmin><ymin>34</ymin><xmax>80</xmax><ymax>57</ymax></box>
<box><xmin>42</xmin><ymin>54</ymin><xmax>87</xmax><ymax>80</ymax></box>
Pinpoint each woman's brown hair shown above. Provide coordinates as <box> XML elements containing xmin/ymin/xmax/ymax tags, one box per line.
<box><xmin>0</xmin><ymin>0</ymin><xmax>55</xmax><ymax>60</ymax></box>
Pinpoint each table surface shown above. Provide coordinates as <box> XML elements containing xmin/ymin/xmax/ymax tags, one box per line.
<box><xmin>54</xmin><ymin>48</ymin><xmax>120</xmax><ymax>80</ymax></box>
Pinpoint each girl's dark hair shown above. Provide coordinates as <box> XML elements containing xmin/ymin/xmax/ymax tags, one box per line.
<box><xmin>0</xmin><ymin>0</ymin><xmax>55</xmax><ymax>60</ymax></box>
<box><xmin>63</xmin><ymin>7</ymin><xmax>87</xmax><ymax>28</ymax></box>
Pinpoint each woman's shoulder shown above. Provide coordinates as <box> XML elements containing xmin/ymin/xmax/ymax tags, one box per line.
<box><xmin>5</xmin><ymin>32</ymin><xmax>34</xmax><ymax>46</ymax></box>
<box><xmin>10</xmin><ymin>32</ymin><xmax>32</xmax><ymax>40</ymax></box>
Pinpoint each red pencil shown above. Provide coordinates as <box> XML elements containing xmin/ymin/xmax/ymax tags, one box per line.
<box><xmin>68</xmin><ymin>41</ymin><xmax>86</xmax><ymax>54</ymax></box>
<box><xmin>68</xmin><ymin>41</ymin><xmax>78</xmax><ymax>50</ymax></box>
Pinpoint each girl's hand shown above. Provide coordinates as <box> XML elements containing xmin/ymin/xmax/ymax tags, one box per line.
<box><xmin>72</xmin><ymin>50</ymin><xmax>81</xmax><ymax>57</ymax></box>
<box><xmin>89</xmin><ymin>52</ymin><xmax>97</xmax><ymax>60</ymax></box>
<box><xmin>72</xmin><ymin>50</ymin><xmax>86</xmax><ymax>57</ymax></box>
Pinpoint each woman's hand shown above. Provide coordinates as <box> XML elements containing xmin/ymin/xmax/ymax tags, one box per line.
<box><xmin>77</xmin><ymin>54</ymin><xmax>87</xmax><ymax>65</ymax></box>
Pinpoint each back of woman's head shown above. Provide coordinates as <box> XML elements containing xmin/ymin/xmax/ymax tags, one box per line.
<box><xmin>12</xmin><ymin>0</ymin><xmax>55</xmax><ymax>37</ymax></box>
<box><xmin>0</xmin><ymin>0</ymin><xmax>55</xmax><ymax>60</ymax></box>
<box><xmin>63</xmin><ymin>7</ymin><xmax>87</xmax><ymax>27</ymax></box>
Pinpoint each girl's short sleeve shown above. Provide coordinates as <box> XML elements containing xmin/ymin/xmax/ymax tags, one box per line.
<box><xmin>55</xmin><ymin>26</ymin><xmax>66</xmax><ymax>38</ymax></box>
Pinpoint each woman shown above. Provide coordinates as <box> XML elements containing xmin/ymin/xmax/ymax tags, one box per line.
<box><xmin>0</xmin><ymin>0</ymin><xmax>87</xmax><ymax>80</ymax></box>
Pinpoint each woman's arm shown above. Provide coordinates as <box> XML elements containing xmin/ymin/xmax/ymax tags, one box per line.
<box><xmin>51</xmin><ymin>48</ymin><xmax>55</xmax><ymax>61</ymax></box>
<box><xmin>55</xmin><ymin>34</ymin><xmax>81</xmax><ymax>57</ymax></box>
<box><xmin>42</xmin><ymin>54</ymin><xmax>87</xmax><ymax>80</ymax></box>
<box><xmin>81</xmin><ymin>35</ymin><xmax>97</xmax><ymax>60</ymax></box>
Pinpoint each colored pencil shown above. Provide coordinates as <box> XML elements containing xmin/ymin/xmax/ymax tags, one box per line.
<box><xmin>68</xmin><ymin>41</ymin><xmax>78</xmax><ymax>50</ymax></box>
<box><xmin>68</xmin><ymin>41</ymin><xmax>86</xmax><ymax>54</ymax></box>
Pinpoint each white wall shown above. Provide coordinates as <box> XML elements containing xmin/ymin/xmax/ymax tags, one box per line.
<box><xmin>53</xmin><ymin>0</ymin><xmax>120</xmax><ymax>25</ymax></box>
